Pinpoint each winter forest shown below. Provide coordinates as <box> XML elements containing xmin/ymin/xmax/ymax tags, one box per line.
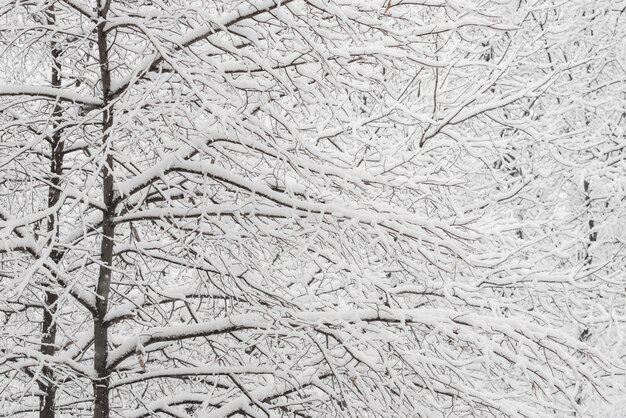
<box><xmin>0</xmin><ymin>0</ymin><xmax>625</xmax><ymax>416</ymax></box>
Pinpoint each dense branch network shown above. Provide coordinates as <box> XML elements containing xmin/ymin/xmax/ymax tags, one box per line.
<box><xmin>0</xmin><ymin>0</ymin><xmax>624</xmax><ymax>417</ymax></box>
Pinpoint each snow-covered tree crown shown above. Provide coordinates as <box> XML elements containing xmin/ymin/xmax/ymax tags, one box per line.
<box><xmin>0</xmin><ymin>0</ymin><xmax>624</xmax><ymax>417</ymax></box>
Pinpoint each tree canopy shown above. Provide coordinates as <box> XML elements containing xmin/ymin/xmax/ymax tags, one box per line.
<box><xmin>0</xmin><ymin>0</ymin><xmax>624</xmax><ymax>417</ymax></box>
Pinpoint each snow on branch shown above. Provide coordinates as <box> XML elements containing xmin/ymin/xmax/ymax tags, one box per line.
<box><xmin>0</xmin><ymin>85</ymin><xmax>101</xmax><ymax>106</ymax></box>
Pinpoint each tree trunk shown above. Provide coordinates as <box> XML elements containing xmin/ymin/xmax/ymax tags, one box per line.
<box><xmin>93</xmin><ymin>1</ymin><xmax>115</xmax><ymax>417</ymax></box>
<box><xmin>40</xmin><ymin>3</ymin><xmax>64</xmax><ymax>417</ymax></box>
<box><xmin>39</xmin><ymin>292</ymin><xmax>58</xmax><ymax>418</ymax></box>
<box><xmin>583</xmin><ymin>179</ymin><xmax>597</xmax><ymax>265</ymax></box>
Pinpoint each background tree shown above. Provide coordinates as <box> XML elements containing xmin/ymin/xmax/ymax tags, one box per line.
<box><xmin>0</xmin><ymin>0</ymin><xmax>623</xmax><ymax>417</ymax></box>
<box><xmin>527</xmin><ymin>1</ymin><xmax>626</xmax><ymax>411</ymax></box>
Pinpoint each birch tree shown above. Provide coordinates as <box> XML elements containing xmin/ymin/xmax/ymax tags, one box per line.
<box><xmin>0</xmin><ymin>0</ymin><xmax>621</xmax><ymax>417</ymax></box>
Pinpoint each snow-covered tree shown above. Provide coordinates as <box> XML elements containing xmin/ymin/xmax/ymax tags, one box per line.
<box><xmin>0</xmin><ymin>0</ymin><xmax>621</xmax><ymax>417</ymax></box>
<box><xmin>519</xmin><ymin>2</ymin><xmax>626</xmax><ymax>412</ymax></box>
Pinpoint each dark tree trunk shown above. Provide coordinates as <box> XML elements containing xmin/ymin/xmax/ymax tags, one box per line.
<box><xmin>583</xmin><ymin>179</ymin><xmax>597</xmax><ymax>265</ymax></box>
<box><xmin>39</xmin><ymin>292</ymin><xmax>58</xmax><ymax>418</ymax></box>
<box><xmin>40</xmin><ymin>3</ymin><xmax>64</xmax><ymax>417</ymax></box>
<box><xmin>93</xmin><ymin>1</ymin><xmax>115</xmax><ymax>417</ymax></box>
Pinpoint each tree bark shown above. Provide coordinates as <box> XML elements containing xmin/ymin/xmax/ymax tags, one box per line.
<box><xmin>40</xmin><ymin>3</ymin><xmax>64</xmax><ymax>417</ymax></box>
<box><xmin>583</xmin><ymin>179</ymin><xmax>597</xmax><ymax>265</ymax></box>
<box><xmin>93</xmin><ymin>1</ymin><xmax>115</xmax><ymax>417</ymax></box>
